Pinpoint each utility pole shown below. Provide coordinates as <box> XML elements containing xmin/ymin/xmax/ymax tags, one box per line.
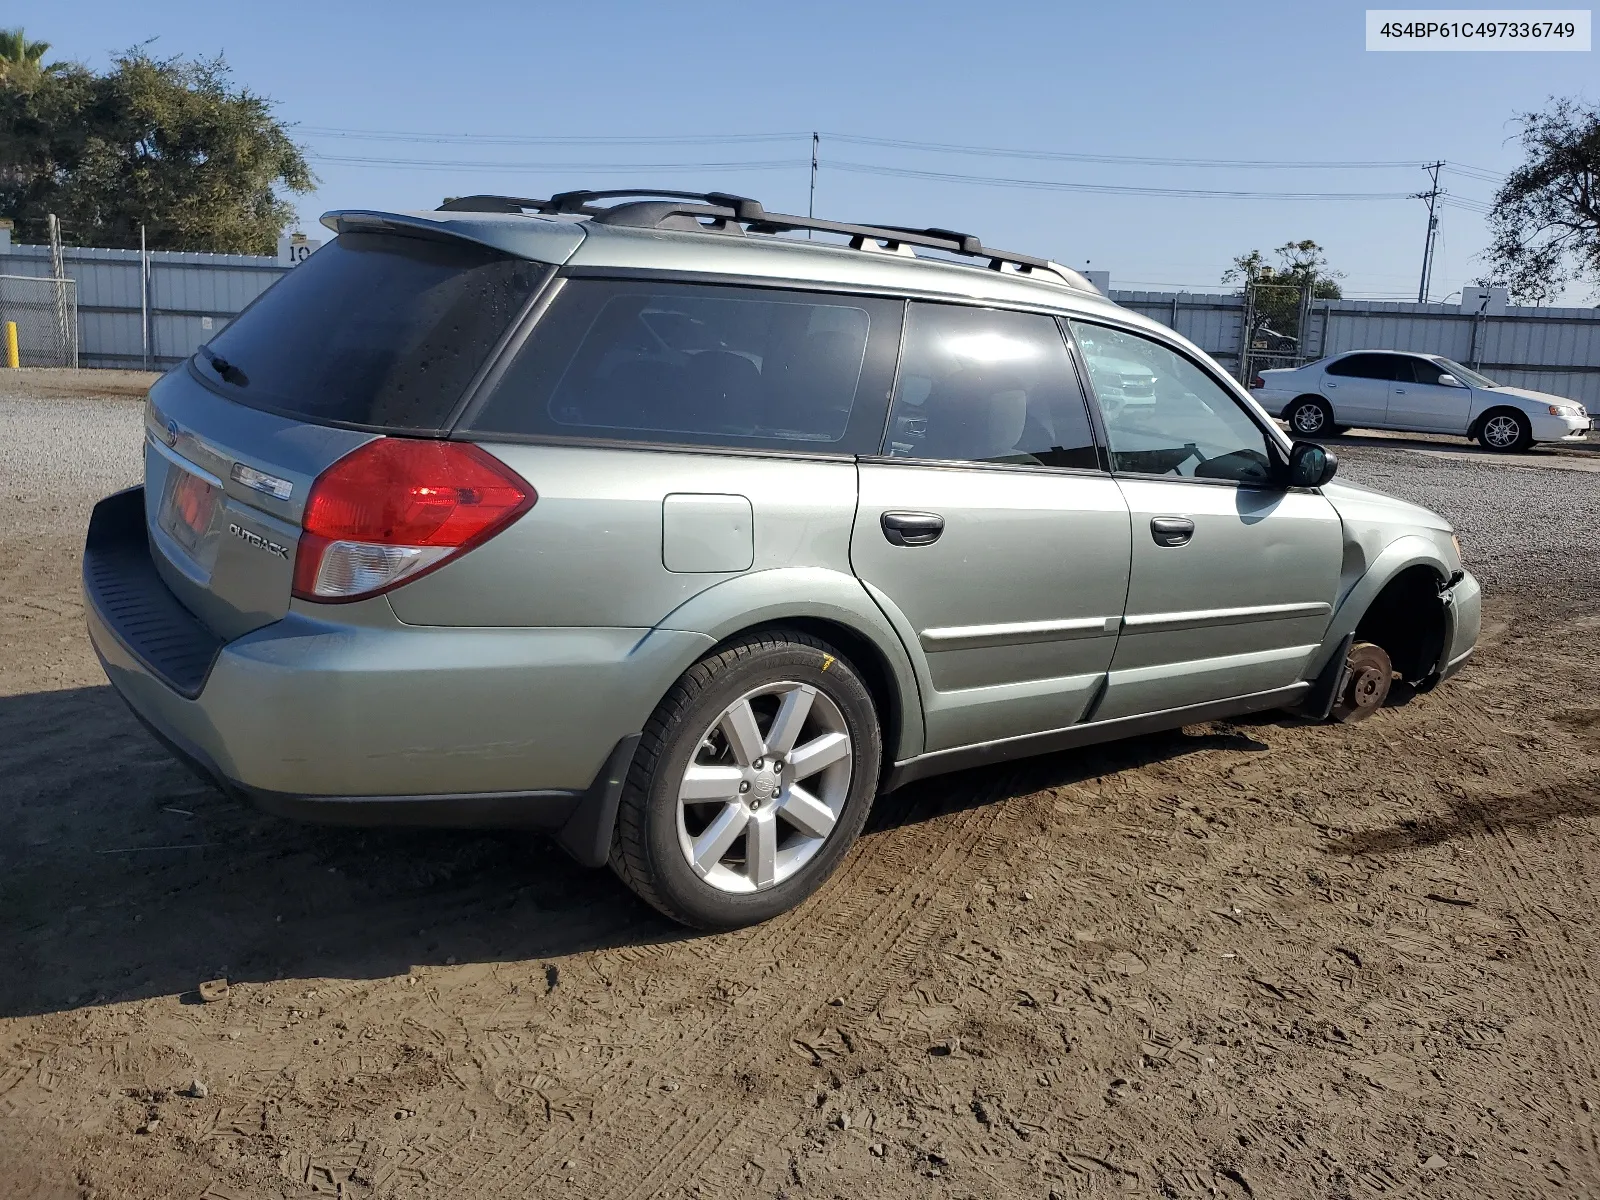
<box><xmin>1414</xmin><ymin>161</ymin><xmax>1444</xmax><ymax>304</ymax></box>
<box><xmin>807</xmin><ymin>132</ymin><xmax>819</xmax><ymax>237</ymax></box>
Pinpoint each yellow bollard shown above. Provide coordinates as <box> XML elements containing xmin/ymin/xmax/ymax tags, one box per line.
<box><xmin>3</xmin><ymin>321</ymin><xmax>17</xmax><ymax>369</ymax></box>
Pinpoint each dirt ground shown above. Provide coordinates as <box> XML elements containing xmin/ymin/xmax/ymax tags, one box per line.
<box><xmin>3</xmin><ymin>381</ymin><xmax>1599</xmax><ymax>1199</ymax></box>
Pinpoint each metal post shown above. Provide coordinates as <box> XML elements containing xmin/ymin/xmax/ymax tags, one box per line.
<box><xmin>807</xmin><ymin>132</ymin><xmax>819</xmax><ymax>239</ymax></box>
<box><xmin>141</xmin><ymin>225</ymin><xmax>150</xmax><ymax>371</ymax></box>
<box><xmin>48</xmin><ymin>213</ymin><xmax>69</xmax><ymax>367</ymax></box>
<box><xmin>1297</xmin><ymin>279</ymin><xmax>1315</xmax><ymax>367</ymax></box>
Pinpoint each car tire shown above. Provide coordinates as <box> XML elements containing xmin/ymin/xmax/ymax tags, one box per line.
<box><xmin>1286</xmin><ymin>396</ymin><xmax>1335</xmax><ymax>438</ymax></box>
<box><xmin>1475</xmin><ymin>407</ymin><xmax>1533</xmax><ymax>453</ymax></box>
<box><xmin>609</xmin><ymin>628</ymin><xmax>883</xmax><ymax>930</ymax></box>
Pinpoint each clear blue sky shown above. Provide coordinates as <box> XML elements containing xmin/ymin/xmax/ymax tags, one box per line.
<box><xmin>24</xmin><ymin>0</ymin><xmax>1599</xmax><ymax>301</ymax></box>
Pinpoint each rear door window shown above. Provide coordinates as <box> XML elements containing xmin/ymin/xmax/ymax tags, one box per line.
<box><xmin>881</xmin><ymin>302</ymin><xmax>1099</xmax><ymax>469</ymax></box>
<box><xmin>195</xmin><ymin>232</ymin><xmax>545</xmax><ymax>432</ymax></box>
<box><xmin>465</xmin><ymin>279</ymin><xmax>902</xmax><ymax>453</ymax></box>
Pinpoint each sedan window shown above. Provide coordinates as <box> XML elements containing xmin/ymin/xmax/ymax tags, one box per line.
<box><xmin>1326</xmin><ymin>353</ymin><xmax>1402</xmax><ymax>380</ymax></box>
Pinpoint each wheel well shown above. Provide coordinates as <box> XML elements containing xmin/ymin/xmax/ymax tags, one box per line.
<box><xmin>717</xmin><ymin>617</ymin><xmax>904</xmax><ymax>763</ymax></box>
<box><xmin>1284</xmin><ymin>394</ymin><xmax>1330</xmax><ymax>417</ymax></box>
<box><xmin>1354</xmin><ymin>565</ymin><xmax>1447</xmax><ymax>684</ymax></box>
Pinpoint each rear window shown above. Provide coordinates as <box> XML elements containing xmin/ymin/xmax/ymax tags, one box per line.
<box><xmin>195</xmin><ymin>232</ymin><xmax>545</xmax><ymax>431</ymax></box>
<box><xmin>463</xmin><ymin>279</ymin><xmax>903</xmax><ymax>454</ymax></box>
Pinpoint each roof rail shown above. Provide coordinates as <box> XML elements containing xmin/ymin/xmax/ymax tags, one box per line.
<box><xmin>433</xmin><ymin>190</ymin><xmax>1092</xmax><ymax>290</ymax></box>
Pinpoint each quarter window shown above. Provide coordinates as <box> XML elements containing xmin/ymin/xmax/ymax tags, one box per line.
<box><xmin>466</xmin><ymin>279</ymin><xmax>901</xmax><ymax>453</ymax></box>
<box><xmin>882</xmin><ymin>303</ymin><xmax>1098</xmax><ymax>469</ymax></box>
<box><xmin>1070</xmin><ymin>321</ymin><xmax>1276</xmax><ymax>486</ymax></box>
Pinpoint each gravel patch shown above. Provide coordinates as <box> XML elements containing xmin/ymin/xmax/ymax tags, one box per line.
<box><xmin>0</xmin><ymin>393</ymin><xmax>144</xmax><ymax>540</ymax></box>
<box><xmin>1336</xmin><ymin>444</ymin><xmax>1600</xmax><ymax>609</ymax></box>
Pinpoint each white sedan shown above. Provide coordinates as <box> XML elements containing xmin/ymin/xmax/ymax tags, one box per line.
<box><xmin>1253</xmin><ymin>350</ymin><xmax>1592</xmax><ymax>452</ymax></box>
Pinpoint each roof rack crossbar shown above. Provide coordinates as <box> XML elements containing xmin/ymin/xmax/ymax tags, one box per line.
<box><xmin>438</xmin><ymin>189</ymin><xmax>765</xmax><ymax>220</ymax></box>
<box><xmin>432</xmin><ymin>190</ymin><xmax>1087</xmax><ymax>288</ymax></box>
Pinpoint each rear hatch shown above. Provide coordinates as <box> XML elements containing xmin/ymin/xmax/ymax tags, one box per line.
<box><xmin>142</xmin><ymin>225</ymin><xmax>561</xmax><ymax>640</ymax></box>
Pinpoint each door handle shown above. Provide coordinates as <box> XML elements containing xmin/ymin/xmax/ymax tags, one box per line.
<box><xmin>1394</xmin><ymin>387</ymin><xmax>1407</xmax><ymax>394</ymax></box>
<box><xmin>1151</xmin><ymin>516</ymin><xmax>1195</xmax><ymax>547</ymax></box>
<box><xmin>881</xmin><ymin>511</ymin><xmax>944</xmax><ymax>547</ymax></box>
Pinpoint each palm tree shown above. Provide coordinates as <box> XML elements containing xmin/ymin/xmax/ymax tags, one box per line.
<box><xmin>0</xmin><ymin>28</ymin><xmax>61</xmax><ymax>75</ymax></box>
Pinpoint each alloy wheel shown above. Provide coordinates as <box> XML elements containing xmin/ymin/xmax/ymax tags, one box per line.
<box><xmin>1292</xmin><ymin>403</ymin><xmax>1326</xmax><ymax>434</ymax></box>
<box><xmin>1484</xmin><ymin>414</ymin><xmax>1521</xmax><ymax>449</ymax></box>
<box><xmin>675</xmin><ymin>682</ymin><xmax>853</xmax><ymax>894</ymax></box>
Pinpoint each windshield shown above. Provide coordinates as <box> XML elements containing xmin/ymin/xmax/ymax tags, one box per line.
<box><xmin>1433</xmin><ymin>357</ymin><xmax>1499</xmax><ymax>389</ymax></box>
<box><xmin>194</xmin><ymin>232</ymin><xmax>544</xmax><ymax>431</ymax></box>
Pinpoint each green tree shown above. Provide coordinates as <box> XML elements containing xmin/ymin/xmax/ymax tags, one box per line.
<box><xmin>1222</xmin><ymin>239</ymin><xmax>1344</xmax><ymax>344</ymax></box>
<box><xmin>0</xmin><ymin>27</ymin><xmax>63</xmax><ymax>76</ymax></box>
<box><xmin>1481</xmin><ymin>97</ymin><xmax>1600</xmax><ymax>305</ymax></box>
<box><xmin>0</xmin><ymin>45</ymin><xmax>313</xmax><ymax>253</ymax></box>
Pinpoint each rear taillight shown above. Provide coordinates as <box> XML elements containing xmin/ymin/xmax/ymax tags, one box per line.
<box><xmin>291</xmin><ymin>438</ymin><xmax>534</xmax><ymax>602</ymax></box>
<box><xmin>1250</xmin><ymin>375</ymin><xmax>1265</xmax><ymax>389</ymax></box>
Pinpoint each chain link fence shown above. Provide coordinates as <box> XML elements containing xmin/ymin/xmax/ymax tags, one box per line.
<box><xmin>0</xmin><ymin>274</ymin><xmax>79</xmax><ymax>368</ymax></box>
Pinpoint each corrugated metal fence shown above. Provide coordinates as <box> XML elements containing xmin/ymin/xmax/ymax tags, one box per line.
<box><xmin>0</xmin><ymin>243</ymin><xmax>285</xmax><ymax>369</ymax></box>
<box><xmin>3</xmin><ymin>240</ymin><xmax>1596</xmax><ymax>407</ymax></box>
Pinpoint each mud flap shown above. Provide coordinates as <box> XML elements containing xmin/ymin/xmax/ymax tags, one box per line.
<box><xmin>1296</xmin><ymin>632</ymin><xmax>1356</xmax><ymax>722</ymax></box>
<box><xmin>554</xmin><ymin>733</ymin><xmax>643</xmax><ymax>869</ymax></box>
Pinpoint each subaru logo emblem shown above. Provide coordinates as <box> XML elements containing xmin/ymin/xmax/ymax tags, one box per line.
<box><xmin>164</xmin><ymin>420</ymin><xmax>179</xmax><ymax>448</ymax></box>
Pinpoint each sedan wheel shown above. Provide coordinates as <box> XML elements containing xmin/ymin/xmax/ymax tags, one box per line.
<box><xmin>1288</xmin><ymin>398</ymin><xmax>1332</xmax><ymax>436</ymax></box>
<box><xmin>1478</xmin><ymin>410</ymin><xmax>1528</xmax><ymax>452</ymax></box>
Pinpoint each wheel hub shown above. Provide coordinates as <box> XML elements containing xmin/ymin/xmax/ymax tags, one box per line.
<box><xmin>675</xmin><ymin>682</ymin><xmax>853</xmax><ymax>894</ymax></box>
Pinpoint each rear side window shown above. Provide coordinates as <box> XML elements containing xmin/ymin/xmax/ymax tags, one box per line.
<box><xmin>197</xmin><ymin>233</ymin><xmax>545</xmax><ymax>431</ymax></box>
<box><xmin>1326</xmin><ymin>353</ymin><xmax>1400</xmax><ymax>380</ymax></box>
<box><xmin>882</xmin><ymin>303</ymin><xmax>1098</xmax><ymax>469</ymax></box>
<box><xmin>466</xmin><ymin>279</ymin><xmax>902</xmax><ymax>453</ymax></box>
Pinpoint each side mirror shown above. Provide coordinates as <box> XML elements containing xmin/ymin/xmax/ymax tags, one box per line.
<box><xmin>1286</xmin><ymin>440</ymin><xmax>1337</xmax><ymax>489</ymax></box>
<box><xmin>1437</xmin><ymin>373</ymin><xmax>1464</xmax><ymax>388</ymax></box>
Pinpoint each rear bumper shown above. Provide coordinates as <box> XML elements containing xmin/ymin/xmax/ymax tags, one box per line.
<box><xmin>83</xmin><ymin>489</ymin><xmax>710</xmax><ymax>858</ymax></box>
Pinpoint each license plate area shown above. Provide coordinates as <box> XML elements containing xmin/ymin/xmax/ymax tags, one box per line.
<box><xmin>158</xmin><ymin>466</ymin><xmax>220</xmax><ymax>559</ymax></box>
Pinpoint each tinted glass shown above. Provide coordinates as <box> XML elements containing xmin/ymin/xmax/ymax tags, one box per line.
<box><xmin>1070</xmin><ymin>321</ymin><xmax>1275</xmax><ymax>486</ymax></box>
<box><xmin>1408</xmin><ymin>358</ymin><xmax>1447</xmax><ymax>385</ymax></box>
<box><xmin>882</xmin><ymin>303</ymin><xmax>1098</xmax><ymax>469</ymax></box>
<box><xmin>467</xmin><ymin>279</ymin><xmax>901</xmax><ymax>453</ymax></box>
<box><xmin>197</xmin><ymin>233</ymin><xmax>544</xmax><ymax>431</ymax></box>
<box><xmin>1326</xmin><ymin>353</ymin><xmax>1398</xmax><ymax>380</ymax></box>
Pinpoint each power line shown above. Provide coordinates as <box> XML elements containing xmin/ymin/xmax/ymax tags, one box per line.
<box><xmin>298</xmin><ymin>127</ymin><xmax>807</xmax><ymax>146</ymax></box>
<box><xmin>823</xmin><ymin>160</ymin><xmax>1416</xmax><ymax>200</ymax></box>
<box><xmin>821</xmin><ymin>132</ymin><xmax>1425</xmax><ymax>171</ymax></box>
<box><xmin>306</xmin><ymin>153</ymin><xmax>809</xmax><ymax>173</ymax></box>
<box><xmin>299</xmin><ymin>124</ymin><xmax>1442</xmax><ymax>172</ymax></box>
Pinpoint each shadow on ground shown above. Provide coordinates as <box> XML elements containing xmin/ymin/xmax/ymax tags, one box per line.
<box><xmin>0</xmin><ymin>683</ymin><xmax>1268</xmax><ymax>1019</ymax></box>
<box><xmin>1326</xmin><ymin>774</ymin><xmax>1600</xmax><ymax>856</ymax></box>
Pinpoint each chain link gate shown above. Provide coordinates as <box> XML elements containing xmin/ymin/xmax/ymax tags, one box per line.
<box><xmin>0</xmin><ymin>274</ymin><xmax>79</xmax><ymax>368</ymax></box>
<box><xmin>1238</xmin><ymin>277</ymin><xmax>1314</xmax><ymax>385</ymax></box>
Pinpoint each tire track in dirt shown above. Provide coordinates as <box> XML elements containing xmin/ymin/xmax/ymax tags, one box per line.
<box><xmin>445</xmin><ymin>769</ymin><xmax>1030</xmax><ymax>1197</ymax></box>
<box><xmin>615</xmin><ymin>768</ymin><xmax>1049</xmax><ymax>1200</ymax></box>
<box><xmin>1358</xmin><ymin>684</ymin><xmax>1600</xmax><ymax>1177</ymax></box>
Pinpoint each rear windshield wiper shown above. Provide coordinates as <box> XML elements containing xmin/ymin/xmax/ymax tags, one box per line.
<box><xmin>197</xmin><ymin>344</ymin><xmax>248</xmax><ymax>387</ymax></box>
